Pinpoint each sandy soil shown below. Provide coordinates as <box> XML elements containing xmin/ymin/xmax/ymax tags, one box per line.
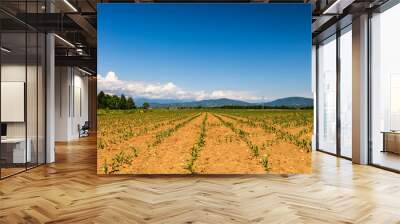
<box><xmin>126</xmin><ymin>113</ymin><xmax>206</xmax><ymax>174</ymax></box>
<box><xmin>217</xmin><ymin>114</ymin><xmax>311</xmax><ymax>174</ymax></box>
<box><xmin>193</xmin><ymin>113</ymin><xmax>265</xmax><ymax>174</ymax></box>
<box><xmin>97</xmin><ymin>114</ymin><xmax>199</xmax><ymax>174</ymax></box>
<box><xmin>98</xmin><ymin>110</ymin><xmax>312</xmax><ymax>174</ymax></box>
<box><xmin>286</xmin><ymin>126</ymin><xmax>313</xmax><ymax>143</ymax></box>
<box><xmin>98</xmin><ymin>113</ymin><xmax>194</xmax><ymax>149</ymax></box>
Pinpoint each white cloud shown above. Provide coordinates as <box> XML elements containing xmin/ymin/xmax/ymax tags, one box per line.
<box><xmin>97</xmin><ymin>71</ymin><xmax>268</xmax><ymax>102</ymax></box>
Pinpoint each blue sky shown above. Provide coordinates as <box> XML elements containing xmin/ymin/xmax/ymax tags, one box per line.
<box><xmin>98</xmin><ymin>4</ymin><xmax>311</xmax><ymax>102</ymax></box>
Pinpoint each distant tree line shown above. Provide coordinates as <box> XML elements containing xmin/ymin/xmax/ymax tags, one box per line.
<box><xmin>168</xmin><ymin>105</ymin><xmax>313</xmax><ymax>110</ymax></box>
<box><xmin>97</xmin><ymin>91</ymin><xmax>136</xmax><ymax>109</ymax></box>
<box><xmin>97</xmin><ymin>91</ymin><xmax>313</xmax><ymax>110</ymax></box>
<box><xmin>218</xmin><ymin>105</ymin><xmax>313</xmax><ymax>109</ymax></box>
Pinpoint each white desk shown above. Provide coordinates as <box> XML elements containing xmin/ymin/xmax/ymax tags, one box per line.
<box><xmin>1</xmin><ymin>138</ymin><xmax>31</xmax><ymax>163</ymax></box>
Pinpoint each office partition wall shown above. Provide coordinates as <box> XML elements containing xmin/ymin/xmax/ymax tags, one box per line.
<box><xmin>0</xmin><ymin>2</ymin><xmax>47</xmax><ymax>179</ymax></box>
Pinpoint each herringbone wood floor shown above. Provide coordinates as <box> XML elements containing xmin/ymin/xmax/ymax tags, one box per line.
<box><xmin>1</xmin><ymin>136</ymin><xmax>400</xmax><ymax>224</ymax></box>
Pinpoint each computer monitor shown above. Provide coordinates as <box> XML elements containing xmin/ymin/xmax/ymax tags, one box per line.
<box><xmin>1</xmin><ymin>123</ymin><xmax>7</xmax><ymax>137</ymax></box>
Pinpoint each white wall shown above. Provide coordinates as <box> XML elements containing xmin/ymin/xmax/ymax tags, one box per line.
<box><xmin>1</xmin><ymin>65</ymin><xmax>26</xmax><ymax>143</ymax></box>
<box><xmin>1</xmin><ymin>65</ymin><xmax>40</xmax><ymax>137</ymax></box>
<box><xmin>1</xmin><ymin>63</ymin><xmax>46</xmax><ymax>164</ymax></box>
<box><xmin>55</xmin><ymin>67</ymin><xmax>89</xmax><ymax>141</ymax></box>
<box><xmin>55</xmin><ymin>66</ymin><xmax>70</xmax><ymax>141</ymax></box>
<box><xmin>71</xmin><ymin>73</ymin><xmax>89</xmax><ymax>138</ymax></box>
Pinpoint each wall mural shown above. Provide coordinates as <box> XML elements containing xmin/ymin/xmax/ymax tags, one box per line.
<box><xmin>97</xmin><ymin>3</ymin><xmax>313</xmax><ymax>174</ymax></box>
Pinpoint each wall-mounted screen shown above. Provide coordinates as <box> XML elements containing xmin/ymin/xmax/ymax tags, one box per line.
<box><xmin>1</xmin><ymin>82</ymin><xmax>25</xmax><ymax>122</ymax></box>
<box><xmin>97</xmin><ymin>4</ymin><xmax>312</xmax><ymax>174</ymax></box>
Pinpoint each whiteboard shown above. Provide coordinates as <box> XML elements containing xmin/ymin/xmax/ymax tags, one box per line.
<box><xmin>1</xmin><ymin>82</ymin><xmax>25</xmax><ymax>122</ymax></box>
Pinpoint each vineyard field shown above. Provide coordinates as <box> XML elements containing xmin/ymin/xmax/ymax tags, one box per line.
<box><xmin>97</xmin><ymin>109</ymin><xmax>312</xmax><ymax>174</ymax></box>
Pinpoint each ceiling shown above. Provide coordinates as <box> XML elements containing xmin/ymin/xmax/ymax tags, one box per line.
<box><xmin>0</xmin><ymin>0</ymin><xmax>390</xmax><ymax>74</ymax></box>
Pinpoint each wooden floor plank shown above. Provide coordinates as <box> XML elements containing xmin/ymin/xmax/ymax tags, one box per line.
<box><xmin>0</xmin><ymin>135</ymin><xmax>400</xmax><ymax>223</ymax></box>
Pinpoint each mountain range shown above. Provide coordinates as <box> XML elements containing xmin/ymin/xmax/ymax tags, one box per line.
<box><xmin>134</xmin><ymin>97</ymin><xmax>313</xmax><ymax>108</ymax></box>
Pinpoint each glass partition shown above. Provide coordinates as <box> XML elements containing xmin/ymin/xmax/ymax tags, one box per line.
<box><xmin>339</xmin><ymin>26</ymin><xmax>352</xmax><ymax>158</ymax></box>
<box><xmin>1</xmin><ymin>31</ymin><xmax>28</xmax><ymax>177</ymax></box>
<box><xmin>0</xmin><ymin>2</ymin><xmax>46</xmax><ymax>179</ymax></box>
<box><xmin>371</xmin><ymin>3</ymin><xmax>400</xmax><ymax>171</ymax></box>
<box><xmin>317</xmin><ymin>35</ymin><xmax>337</xmax><ymax>154</ymax></box>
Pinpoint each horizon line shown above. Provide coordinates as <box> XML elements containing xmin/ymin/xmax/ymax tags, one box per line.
<box><xmin>97</xmin><ymin>91</ymin><xmax>313</xmax><ymax>103</ymax></box>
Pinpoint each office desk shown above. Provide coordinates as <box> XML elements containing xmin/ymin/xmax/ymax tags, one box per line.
<box><xmin>1</xmin><ymin>138</ymin><xmax>31</xmax><ymax>163</ymax></box>
<box><xmin>382</xmin><ymin>131</ymin><xmax>400</xmax><ymax>154</ymax></box>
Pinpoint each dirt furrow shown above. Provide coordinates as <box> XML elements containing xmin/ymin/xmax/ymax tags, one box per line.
<box><xmin>221</xmin><ymin>114</ymin><xmax>312</xmax><ymax>152</ymax></box>
<box><xmin>217</xmin><ymin>113</ymin><xmax>311</xmax><ymax>174</ymax></box>
<box><xmin>126</xmin><ymin>113</ymin><xmax>206</xmax><ymax>174</ymax></box>
<box><xmin>193</xmin><ymin>113</ymin><xmax>265</xmax><ymax>174</ymax></box>
<box><xmin>97</xmin><ymin>113</ymin><xmax>200</xmax><ymax>174</ymax></box>
<box><xmin>97</xmin><ymin>112</ymin><xmax>196</xmax><ymax>150</ymax></box>
<box><xmin>186</xmin><ymin>113</ymin><xmax>208</xmax><ymax>173</ymax></box>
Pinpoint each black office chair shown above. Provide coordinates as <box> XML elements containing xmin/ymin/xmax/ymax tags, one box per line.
<box><xmin>79</xmin><ymin>121</ymin><xmax>90</xmax><ymax>138</ymax></box>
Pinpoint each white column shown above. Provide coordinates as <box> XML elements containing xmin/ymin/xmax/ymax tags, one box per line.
<box><xmin>352</xmin><ymin>14</ymin><xmax>369</xmax><ymax>164</ymax></box>
<box><xmin>46</xmin><ymin>32</ymin><xmax>55</xmax><ymax>163</ymax></box>
<box><xmin>45</xmin><ymin>0</ymin><xmax>56</xmax><ymax>163</ymax></box>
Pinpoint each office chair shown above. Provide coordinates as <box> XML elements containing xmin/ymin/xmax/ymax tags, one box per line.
<box><xmin>79</xmin><ymin>121</ymin><xmax>90</xmax><ymax>138</ymax></box>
